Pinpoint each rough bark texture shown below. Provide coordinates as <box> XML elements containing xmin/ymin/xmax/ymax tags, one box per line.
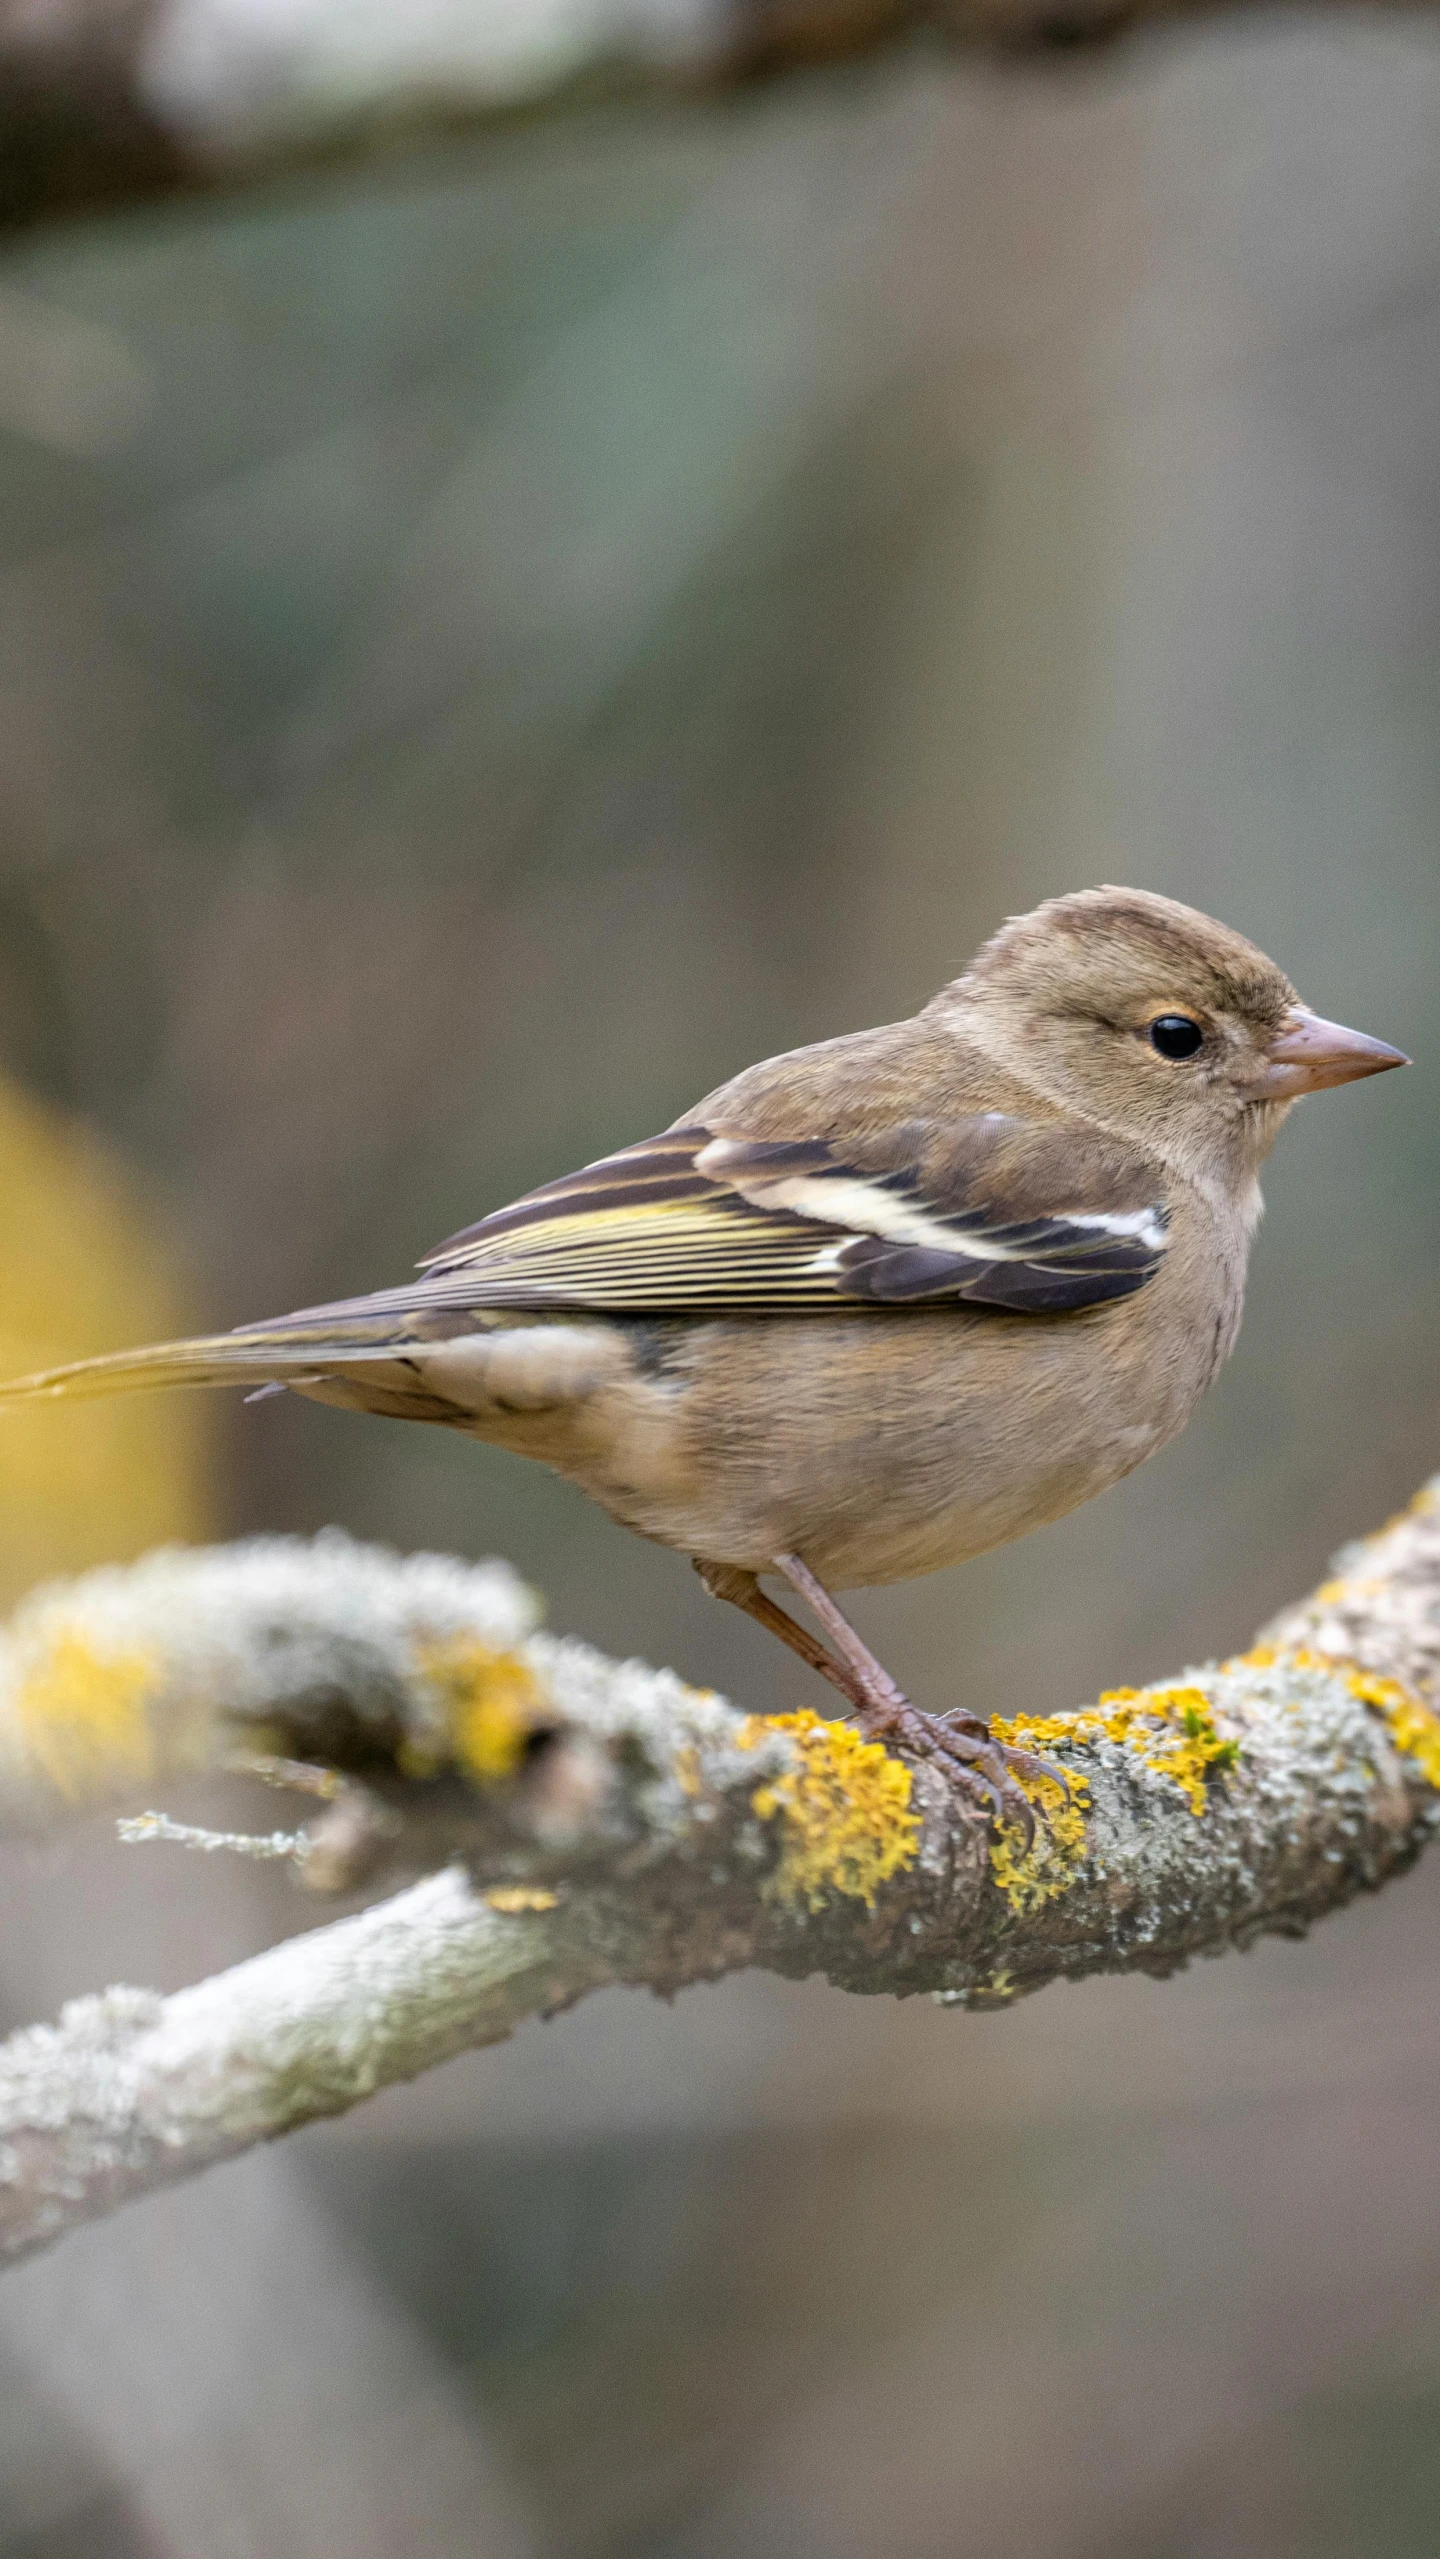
<box><xmin>2</xmin><ymin>1481</ymin><xmax>1439</xmax><ymax>2266</ymax></box>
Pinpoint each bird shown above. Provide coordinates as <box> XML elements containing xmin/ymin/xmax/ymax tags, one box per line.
<box><xmin>0</xmin><ymin>886</ymin><xmax>1407</xmax><ymax>1832</ymax></box>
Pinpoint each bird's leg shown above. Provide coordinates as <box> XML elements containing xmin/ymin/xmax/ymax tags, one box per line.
<box><xmin>771</xmin><ymin>1551</ymin><xmax>1059</xmax><ymax>1842</ymax></box>
<box><xmin>693</xmin><ymin>1559</ymin><xmax>871</xmax><ymax>1712</ymax></box>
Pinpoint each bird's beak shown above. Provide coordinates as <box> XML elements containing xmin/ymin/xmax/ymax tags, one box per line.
<box><xmin>1253</xmin><ymin>1006</ymin><xmax>1410</xmax><ymax>1097</ymax></box>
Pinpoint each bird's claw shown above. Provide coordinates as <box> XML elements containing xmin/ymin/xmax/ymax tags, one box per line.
<box><xmin>888</xmin><ymin>1705</ymin><xmax>1070</xmax><ymax>1850</ymax></box>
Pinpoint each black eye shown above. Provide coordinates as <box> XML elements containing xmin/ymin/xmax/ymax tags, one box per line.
<box><xmin>1149</xmin><ymin>1014</ymin><xmax>1204</xmax><ymax>1061</ymax></box>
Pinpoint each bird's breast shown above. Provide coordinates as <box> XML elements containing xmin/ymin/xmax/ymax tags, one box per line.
<box><xmin>449</xmin><ymin>1193</ymin><xmax>1249</xmax><ymax>1589</ymax></box>
<box><xmin>526</xmin><ymin>1214</ymin><xmax>1244</xmax><ymax>1585</ymax></box>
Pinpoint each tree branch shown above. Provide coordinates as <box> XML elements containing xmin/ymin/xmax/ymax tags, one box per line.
<box><xmin>0</xmin><ymin>0</ymin><xmax>1421</xmax><ymax>234</ymax></box>
<box><xmin>3</xmin><ymin>1481</ymin><xmax>1440</xmax><ymax>2267</ymax></box>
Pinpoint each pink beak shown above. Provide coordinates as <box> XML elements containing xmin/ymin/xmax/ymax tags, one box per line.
<box><xmin>1255</xmin><ymin>1007</ymin><xmax>1410</xmax><ymax>1098</ymax></box>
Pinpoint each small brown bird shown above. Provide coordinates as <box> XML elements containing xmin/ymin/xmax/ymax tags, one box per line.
<box><xmin>1</xmin><ymin>888</ymin><xmax>1407</xmax><ymax>1826</ymax></box>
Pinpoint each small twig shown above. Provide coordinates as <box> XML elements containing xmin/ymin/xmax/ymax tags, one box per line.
<box><xmin>221</xmin><ymin>1752</ymin><xmax>346</xmax><ymax>1801</ymax></box>
<box><xmin>117</xmin><ymin>1810</ymin><xmax>307</xmax><ymax>1861</ymax></box>
<box><xmin>1</xmin><ymin>1488</ymin><xmax>1439</xmax><ymax>2266</ymax></box>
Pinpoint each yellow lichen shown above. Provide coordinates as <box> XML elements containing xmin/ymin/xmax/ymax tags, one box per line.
<box><xmin>1122</xmin><ymin>1685</ymin><xmax>1242</xmax><ymax>1814</ymax></box>
<box><xmin>410</xmin><ymin>1635</ymin><xmax>549</xmax><ymax>1784</ymax></box>
<box><xmin>745</xmin><ymin>1708</ymin><xmax>919</xmax><ymax>1911</ymax></box>
<box><xmin>990</xmin><ymin>1641</ymin><xmax>1440</xmax><ymax>1901</ymax></box>
<box><xmin>13</xmin><ymin>1629</ymin><xmax>159</xmax><ymax>1800</ymax></box>
<box><xmin>985</xmin><ymin>1765</ymin><xmax>1091</xmax><ymax>1914</ymax></box>
<box><xmin>1342</xmin><ymin>1664</ymin><xmax>1440</xmax><ymax>1791</ymax></box>
<box><xmin>1223</xmin><ymin>1642</ymin><xmax>1440</xmax><ymax>1795</ymax></box>
<box><xmin>985</xmin><ymin>1679</ymin><xmax>1244</xmax><ymax>1912</ymax></box>
<box><xmin>997</xmin><ymin>1682</ymin><xmax>1239</xmax><ymax>1825</ymax></box>
<box><xmin>484</xmin><ymin>1885</ymin><xmax>559</xmax><ymax>1913</ymax></box>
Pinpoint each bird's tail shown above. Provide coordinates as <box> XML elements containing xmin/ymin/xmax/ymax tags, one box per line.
<box><xmin>0</xmin><ymin>1307</ymin><xmax>418</xmax><ymax>1406</ymax></box>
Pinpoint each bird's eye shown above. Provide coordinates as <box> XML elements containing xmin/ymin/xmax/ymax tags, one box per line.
<box><xmin>1148</xmin><ymin>1014</ymin><xmax>1204</xmax><ymax>1061</ymax></box>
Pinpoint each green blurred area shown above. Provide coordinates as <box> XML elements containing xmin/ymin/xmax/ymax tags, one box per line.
<box><xmin>0</xmin><ymin>17</ymin><xmax>1438</xmax><ymax>2555</ymax></box>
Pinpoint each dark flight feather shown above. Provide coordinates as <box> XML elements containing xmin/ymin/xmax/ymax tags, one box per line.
<box><xmin>410</xmin><ymin>1116</ymin><xmax>1169</xmax><ymax>1316</ymax></box>
<box><xmin>0</xmin><ymin>1113</ymin><xmax>1171</xmax><ymax>1407</ymax></box>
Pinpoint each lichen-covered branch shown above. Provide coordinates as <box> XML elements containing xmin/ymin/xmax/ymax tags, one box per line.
<box><xmin>3</xmin><ymin>1483</ymin><xmax>1440</xmax><ymax>2267</ymax></box>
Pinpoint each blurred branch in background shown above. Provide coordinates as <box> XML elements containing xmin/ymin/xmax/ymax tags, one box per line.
<box><xmin>0</xmin><ymin>0</ymin><xmax>1431</xmax><ymax>231</ymax></box>
<box><xmin>3</xmin><ymin>1475</ymin><xmax>1439</xmax><ymax>2269</ymax></box>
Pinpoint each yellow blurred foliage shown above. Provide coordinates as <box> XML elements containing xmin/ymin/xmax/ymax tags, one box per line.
<box><xmin>0</xmin><ymin>1074</ymin><xmax>211</xmax><ymax>1602</ymax></box>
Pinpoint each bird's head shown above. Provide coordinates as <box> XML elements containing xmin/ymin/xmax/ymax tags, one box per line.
<box><xmin>934</xmin><ymin>885</ymin><xmax>1407</xmax><ymax>1194</ymax></box>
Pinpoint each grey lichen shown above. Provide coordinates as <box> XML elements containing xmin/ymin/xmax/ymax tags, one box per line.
<box><xmin>0</xmin><ymin>1532</ymin><xmax>539</xmax><ymax>1827</ymax></box>
<box><xmin>2</xmin><ymin>1485</ymin><xmax>1439</xmax><ymax>2266</ymax></box>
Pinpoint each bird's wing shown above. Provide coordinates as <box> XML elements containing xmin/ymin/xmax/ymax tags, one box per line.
<box><xmin>0</xmin><ymin>1115</ymin><xmax>1170</xmax><ymax>1407</ymax></box>
<box><xmin>413</xmin><ymin>1116</ymin><xmax>1170</xmax><ymax>1315</ymax></box>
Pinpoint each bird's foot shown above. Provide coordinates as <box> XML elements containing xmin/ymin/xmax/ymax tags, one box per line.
<box><xmin>858</xmin><ymin>1694</ymin><xmax>1063</xmax><ymax>1849</ymax></box>
<box><xmin>762</xmin><ymin>1551</ymin><xmax>1065</xmax><ymax>1846</ymax></box>
<box><xmin>699</xmin><ymin>1552</ymin><xmax>1068</xmax><ymax>1845</ymax></box>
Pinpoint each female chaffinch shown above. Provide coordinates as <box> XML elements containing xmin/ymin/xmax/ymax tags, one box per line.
<box><xmin>4</xmin><ymin>887</ymin><xmax>1406</xmax><ymax>1827</ymax></box>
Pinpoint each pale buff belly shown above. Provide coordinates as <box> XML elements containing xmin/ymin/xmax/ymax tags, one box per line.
<box><xmin>482</xmin><ymin>1294</ymin><xmax>1233</xmax><ymax>1589</ymax></box>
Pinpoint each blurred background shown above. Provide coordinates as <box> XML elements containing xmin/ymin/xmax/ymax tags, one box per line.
<box><xmin>0</xmin><ymin>13</ymin><xmax>1439</xmax><ymax>2553</ymax></box>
